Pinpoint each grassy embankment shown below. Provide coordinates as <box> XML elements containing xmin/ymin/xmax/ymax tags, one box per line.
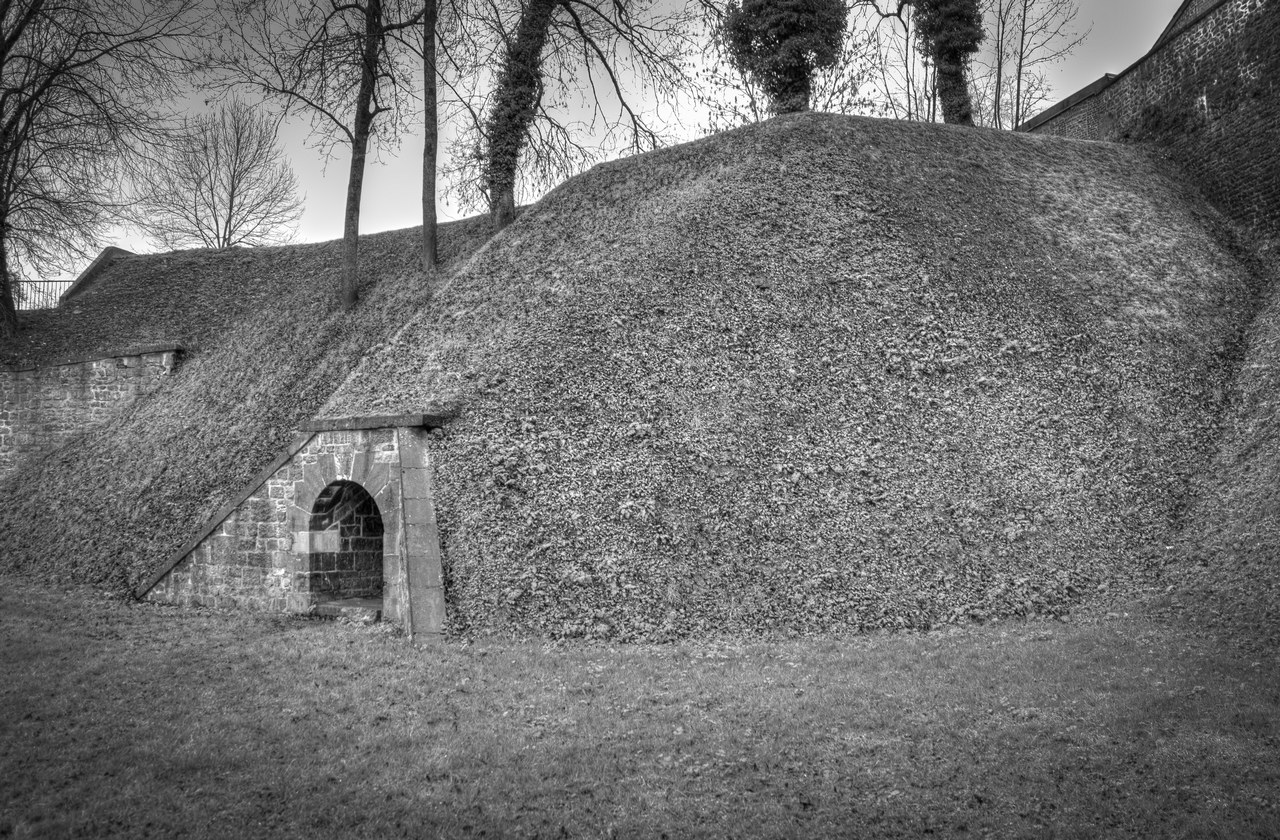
<box><xmin>2</xmin><ymin>112</ymin><xmax>1277</xmax><ymax>642</ymax></box>
<box><xmin>322</xmin><ymin>112</ymin><xmax>1272</xmax><ymax>639</ymax></box>
<box><xmin>2</xmin><ymin>581</ymin><xmax>1277</xmax><ymax>838</ymax></box>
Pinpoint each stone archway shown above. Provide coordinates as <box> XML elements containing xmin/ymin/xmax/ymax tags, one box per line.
<box><xmin>139</xmin><ymin>421</ymin><xmax>446</xmax><ymax>636</ymax></box>
<box><xmin>303</xmin><ymin>480</ymin><xmax>384</xmax><ymax>605</ymax></box>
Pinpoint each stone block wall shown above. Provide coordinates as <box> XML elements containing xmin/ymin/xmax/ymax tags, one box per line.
<box><xmin>142</xmin><ymin>423</ymin><xmax>446</xmax><ymax>636</ymax></box>
<box><xmin>305</xmin><ymin>480</ymin><xmax>386</xmax><ymax>598</ymax></box>
<box><xmin>0</xmin><ymin>346</ymin><xmax>181</xmax><ymax>478</ymax></box>
<box><xmin>1165</xmin><ymin>0</ymin><xmax>1227</xmax><ymax>40</ymax></box>
<box><xmin>1025</xmin><ymin>0</ymin><xmax>1280</xmax><ymax>232</ymax></box>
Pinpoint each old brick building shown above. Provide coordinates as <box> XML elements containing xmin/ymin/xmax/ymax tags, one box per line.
<box><xmin>1021</xmin><ymin>0</ymin><xmax>1280</xmax><ymax>232</ymax></box>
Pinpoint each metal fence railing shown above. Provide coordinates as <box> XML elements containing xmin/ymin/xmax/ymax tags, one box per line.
<box><xmin>16</xmin><ymin>280</ymin><xmax>72</xmax><ymax>310</ymax></box>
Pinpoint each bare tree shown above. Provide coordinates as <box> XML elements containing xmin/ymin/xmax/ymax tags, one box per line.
<box><xmin>216</xmin><ymin>0</ymin><xmax>425</xmax><ymax>309</ymax></box>
<box><xmin>969</xmin><ymin>0</ymin><xmax>1087</xmax><ymax>128</ymax></box>
<box><xmin>856</xmin><ymin>1</ymin><xmax>941</xmax><ymax>122</ymax></box>
<box><xmin>131</xmin><ymin>100</ymin><xmax>302</xmax><ymax>250</ymax></box>
<box><xmin>0</xmin><ymin>0</ymin><xmax>202</xmax><ymax>337</ymax></box>
<box><xmin>1008</xmin><ymin>0</ymin><xmax>1086</xmax><ymax>127</ymax></box>
<box><xmin>809</xmin><ymin>22</ymin><xmax>885</xmax><ymax>115</ymax></box>
<box><xmin>694</xmin><ymin>27</ymin><xmax>770</xmax><ymax>132</ymax></box>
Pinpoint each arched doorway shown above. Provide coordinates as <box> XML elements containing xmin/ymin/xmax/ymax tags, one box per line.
<box><xmin>305</xmin><ymin>480</ymin><xmax>384</xmax><ymax>608</ymax></box>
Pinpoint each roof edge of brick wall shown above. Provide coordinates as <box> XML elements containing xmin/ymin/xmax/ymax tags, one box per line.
<box><xmin>1018</xmin><ymin>0</ymin><xmax>1238</xmax><ymax>133</ymax></box>
<box><xmin>1019</xmin><ymin>74</ymin><xmax>1118</xmax><ymax>132</ymax></box>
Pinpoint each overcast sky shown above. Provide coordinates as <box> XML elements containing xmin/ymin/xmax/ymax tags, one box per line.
<box><xmin>122</xmin><ymin>0</ymin><xmax>1191</xmax><ymax>255</ymax></box>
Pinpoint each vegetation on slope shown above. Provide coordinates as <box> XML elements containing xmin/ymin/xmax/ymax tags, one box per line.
<box><xmin>1168</xmin><ymin>237</ymin><xmax>1280</xmax><ymax>645</ymax></box>
<box><xmin>323</xmin><ymin>112</ymin><xmax>1267</xmax><ymax>640</ymax></box>
<box><xmin>0</xmin><ymin>217</ymin><xmax>491</xmax><ymax>591</ymax></box>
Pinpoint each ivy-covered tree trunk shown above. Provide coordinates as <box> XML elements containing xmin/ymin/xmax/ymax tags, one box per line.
<box><xmin>912</xmin><ymin>0</ymin><xmax>983</xmax><ymax>126</ymax></box>
<box><xmin>934</xmin><ymin>56</ymin><xmax>975</xmax><ymax>125</ymax></box>
<box><xmin>486</xmin><ymin>0</ymin><xmax>559</xmax><ymax>231</ymax></box>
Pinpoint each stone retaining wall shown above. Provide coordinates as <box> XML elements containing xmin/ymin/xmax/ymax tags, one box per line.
<box><xmin>1024</xmin><ymin>0</ymin><xmax>1280</xmax><ymax>232</ymax></box>
<box><xmin>0</xmin><ymin>346</ymin><xmax>181</xmax><ymax>478</ymax></box>
<box><xmin>141</xmin><ymin>423</ymin><xmax>446</xmax><ymax>636</ymax></box>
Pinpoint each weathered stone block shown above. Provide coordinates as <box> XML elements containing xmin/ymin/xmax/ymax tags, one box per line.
<box><xmin>412</xmin><ymin>586</ymin><xmax>447</xmax><ymax>637</ymax></box>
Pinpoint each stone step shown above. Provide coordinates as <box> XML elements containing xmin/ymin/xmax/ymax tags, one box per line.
<box><xmin>314</xmin><ymin>596</ymin><xmax>382</xmax><ymax>623</ymax></box>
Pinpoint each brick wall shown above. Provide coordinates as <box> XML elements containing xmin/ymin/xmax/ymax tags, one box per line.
<box><xmin>0</xmin><ymin>346</ymin><xmax>181</xmax><ymax>479</ymax></box>
<box><xmin>143</xmin><ymin>424</ymin><xmax>446</xmax><ymax>636</ymax></box>
<box><xmin>1161</xmin><ymin>0</ymin><xmax>1225</xmax><ymax>42</ymax></box>
<box><xmin>1025</xmin><ymin>0</ymin><xmax>1280</xmax><ymax>232</ymax></box>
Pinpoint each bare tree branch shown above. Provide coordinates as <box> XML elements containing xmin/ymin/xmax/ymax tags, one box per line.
<box><xmin>211</xmin><ymin>0</ymin><xmax>424</xmax><ymax>308</ymax></box>
<box><xmin>0</xmin><ymin>0</ymin><xmax>205</xmax><ymax>333</ymax></box>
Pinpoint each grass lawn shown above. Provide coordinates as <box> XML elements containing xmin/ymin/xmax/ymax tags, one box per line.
<box><xmin>2</xmin><ymin>578</ymin><xmax>1277</xmax><ymax>839</ymax></box>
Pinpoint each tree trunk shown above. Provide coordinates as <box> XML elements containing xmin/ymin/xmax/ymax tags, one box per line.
<box><xmin>0</xmin><ymin>235</ymin><xmax>17</xmax><ymax>340</ymax></box>
<box><xmin>992</xmin><ymin>1</ymin><xmax>1006</xmax><ymax>129</ymax></box>
<box><xmin>1014</xmin><ymin>0</ymin><xmax>1028</xmax><ymax>126</ymax></box>
<box><xmin>486</xmin><ymin>0</ymin><xmax>559</xmax><ymax>231</ymax></box>
<box><xmin>340</xmin><ymin>0</ymin><xmax>383</xmax><ymax>310</ymax></box>
<box><xmin>422</xmin><ymin>0</ymin><xmax>438</xmax><ymax>276</ymax></box>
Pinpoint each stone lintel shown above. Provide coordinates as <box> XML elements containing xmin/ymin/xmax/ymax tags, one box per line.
<box><xmin>301</xmin><ymin>413</ymin><xmax>454</xmax><ymax>433</ymax></box>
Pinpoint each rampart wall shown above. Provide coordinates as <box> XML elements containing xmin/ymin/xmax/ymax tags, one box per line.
<box><xmin>1024</xmin><ymin>0</ymin><xmax>1280</xmax><ymax>232</ymax></box>
<box><xmin>0</xmin><ymin>346</ymin><xmax>181</xmax><ymax>479</ymax></box>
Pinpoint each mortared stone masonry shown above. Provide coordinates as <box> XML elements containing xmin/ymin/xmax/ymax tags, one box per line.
<box><xmin>138</xmin><ymin>418</ymin><xmax>447</xmax><ymax>637</ymax></box>
<box><xmin>0</xmin><ymin>345</ymin><xmax>181</xmax><ymax>479</ymax></box>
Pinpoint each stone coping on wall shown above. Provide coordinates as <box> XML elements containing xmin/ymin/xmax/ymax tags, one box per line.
<box><xmin>301</xmin><ymin>413</ymin><xmax>455</xmax><ymax>432</ymax></box>
<box><xmin>1018</xmin><ymin>75</ymin><xmax>1117</xmax><ymax>132</ymax></box>
<box><xmin>133</xmin><ymin>412</ymin><xmax>456</xmax><ymax>601</ymax></box>
<box><xmin>5</xmin><ymin>343</ymin><xmax>184</xmax><ymax>373</ymax></box>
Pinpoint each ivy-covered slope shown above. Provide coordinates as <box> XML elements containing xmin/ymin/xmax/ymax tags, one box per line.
<box><xmin>322</xmin><ymin>112</ymin><xmax>1267</xmax><ymax>640</ymax></box>
<box><xmin>1168</xmin><ymin>238</ymin><xmax>1280</xmax><ymax>645</ymax></box>
<box><xmin>0</xmin><ymin>219</ymin><xmax>492</xmax><ymax>591</ymax></box>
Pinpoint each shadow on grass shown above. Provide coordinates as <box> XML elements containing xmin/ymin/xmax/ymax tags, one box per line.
<box><xmin>1</xmin><ymin>578</ymin><xmax>1277</xmax><ymax>839</ymax></box>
